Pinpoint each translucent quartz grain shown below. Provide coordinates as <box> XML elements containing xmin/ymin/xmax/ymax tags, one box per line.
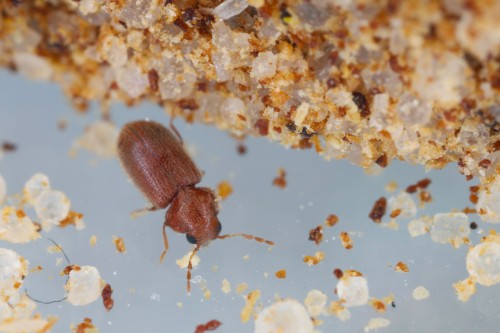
<box><xmin>255</xmin><ymin>299</ymin><xmax>313</xmax><ymax>333</ymax></box>
<box><xmin>430</xmin><ymin>213</ymin><xmax>469</xmax><ymax>247</ymax></box>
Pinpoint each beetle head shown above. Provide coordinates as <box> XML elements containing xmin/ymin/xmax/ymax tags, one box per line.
<box><xmin>166</xmin><ymin>187</ymin><xmax>221</xmax><ymax>246</ymax></box>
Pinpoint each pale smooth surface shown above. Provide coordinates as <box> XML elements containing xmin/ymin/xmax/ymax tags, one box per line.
<box><xmin>1</xmin><ymin>70</ymin><xmax>499</xmax><ymax>332</ymax></box>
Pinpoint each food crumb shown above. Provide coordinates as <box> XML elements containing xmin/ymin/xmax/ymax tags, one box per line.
<box><xmin>272</xmin><ymin>168</ymin><xmax>287</xmax><ymax>189</ymax></box>
<box><xmin>89</xmin><ymin>235</ymin><xmax>97</xmax><ymax>247</ymax></box>
<box><xmin>195</xmin><ymin>319</ymin><xmax>222</xmax><ymax>333</ymax></box>
<box><xmin>385</xmin><ymin>181</ymin><xmax>398</xmax><ymax>193</ymax></box>
<box><xmin>340</xmin><ymin>232</ymin><xmax>353</xmax><ymax>250</ymax></box>
<box><xmin>59</xmin><ymin>211</ymin><xmax>85</xmax><ymax>230</ymax></box>
<box><xmin>364</xmin><ymin>317</ymin><xmax>391</xmax><ymax>332</ymax></box>
<box><xmin>412</xmin><ymin>286</ymin><xmax>430</xmax><ymax>300</ymax></box>
<box><xmin>328</xmin><ymin>301</ymin><xmax>351</xmax><ymax>321</ymax></box>
<box><xmin>242</xmin><ymin>255</ymin><xmax>250</xmax><ymax>260</ymax></box>
<box><xmin>388</xmin><ymin>192</ymin><xmax>417</xmax><ymax>219</ymax></box>
<box><xmin>241</xmin><ymin>290</ymin><xmax>261</xmax><ymax>323</ymax></box>
<box><xmin>303</xmin><ymin>251</ymin><xmax>325</xmax><ymax>266</ymax></box>
<box><xmin>216</xmin><ymin>181</ymin><xmax>233</xmax><ymax>200</ymax></box>
<box><xmin>102</xmin><ymin>284</ymin><xmax>114</xmax><ymax>311</ymax></box>
<box><xmin>236</xmin><ymin>283</ymin><xmax>248</xmax><ymax>294</ymax></box>
<box><xmin>2</xmin><ymin>141</ymin><xmax>17</xmax><ymax>152</ymax></box>
<box><xmin>255</xmin><ymin>299</ymin><xmax>313</xmax><ymax>332</ymax></box>
<box><xmin>221</xmin><ymin>279</ymin><xmax>231</xmax><ymax>294</ymax></box>
<box><xmin>408</xmin><ymin>216</ymin><xmax>432</xmax><ymax>237</ymax></box>
<box><xmin>324</xmin><ymin>214</ymin><xmax>339</xmax><ymax>227</ymax></box>
<box><xmin>112</xmin><ymin>236</ymin><xmax>126</xmax><ymax>253</ymax></box>
<box><xmin>394</xmin><ymin>261</ymin><xmax>409</xmax><ymax>273</ymax></box>
<box><xmin>73</xmin><ymin>317</ymin><xmax>98</xmax><ymax>333</ymax></box>
<box><xmin>333</xmin><ymin>268</ymin><xmax>344</xmax><ymax>279</ymax></box>
<box><xmin>304</xmin><ymin>290</ymin><xmax>327</xmax><ymax>317</ymax></box>
<box><xmin>368</xmin><ymin>298</ymin><xmax>386</xmax><ymax>313</ymax></box>
<box><xmin>275</xmin><ymin>270</ymin><xmax>287</xmax><ymax>279</ymax></box>
<box><xmin>237</xmin><ymin>143</ymin><xmax>247</xmax><ymax>155</ymax></box>
<box><xmin>308</xmin><ymin>226</ymin><xmax>323</xmax><ymax>244</ymax></box>
<box><xmin>369</xmin><ymin>197</ymin><xmax>387</xmax><ymax>223</ymax></box>
<box><xmin>453</xmin><ymin>277</ymin><xmax>476</xmax><ymax>302</ymax></box>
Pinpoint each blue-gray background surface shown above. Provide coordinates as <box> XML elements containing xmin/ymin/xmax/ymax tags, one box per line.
<box><xmin>1</xmin><ymin>70</ymin><xmax>499</xmax><ymax>332</ymax></box>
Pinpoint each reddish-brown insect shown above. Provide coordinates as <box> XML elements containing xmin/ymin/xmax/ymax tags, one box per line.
<box><xmin>117</xmin><ymin>120</ymin><xmax>274</xmax><ymax>292</ymax></box>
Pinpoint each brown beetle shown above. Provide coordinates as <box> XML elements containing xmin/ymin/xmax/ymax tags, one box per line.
<box><xmin>118</xmin><ymin>120</ymin><xmax>273</xmax><ymax>292</ymax></box>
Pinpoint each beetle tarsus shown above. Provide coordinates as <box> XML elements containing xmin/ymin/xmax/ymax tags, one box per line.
<box><xmin>159</xmin><ymin>222</ymin><xmax>169</xmax><ymax>263</ymax></box>
<box><xmin>186</xmin><ymin>245</ymin><xmax>200</xmax><ymax>293</ymax></box>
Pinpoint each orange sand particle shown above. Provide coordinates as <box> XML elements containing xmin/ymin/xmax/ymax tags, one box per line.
<box><xmin>303</xmin><ymin>251</ymin><xmax>325</xmax><ymax>266</ymax></box>
<box><xmin>216</xmin><ymin>181</ymin><xmax>233</xmax><ymax>200</ymax></box>
<box><xmin>324</xmin><ymin>214</ymin><xmax>339</xmax><ymax>227</ymax></box>
<box><xmin>272</xmin><ymin>168</ymin><xmax>287</xmax><ymax>189</ymax></box>
<box><xmin>112</xmin><ymin>236</ymin><xmax>126</xmax><ymax>253</ymax></box>
<box><xmin>368</xmin><ymin>298</ymin><xmax>386</xmax><ymax>313</ymax></box>
<box><xmin>275</xmin><ymin>270</ymin><xmax>287</xmax><ymax>279</ymax></box>
<box><xmin>73</xmin><ymin>317</ymin><xmax>97</xmax><ymax>333</ymax></box>
<box><xmin>59</xmin><ymin>211</ymin><xmax>84</xmax><ymax>228</ymax></box>
<box><xmin>394</xmin><ymin>261</ymin><xmax>409</xmax><ymax>273</ymax></box>
<box><xmin>340</xmin><ymin>232</ymin><xmax>353</xmax><ymax>250</ymax></box>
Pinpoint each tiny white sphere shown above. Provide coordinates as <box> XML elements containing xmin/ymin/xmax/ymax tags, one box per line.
<box><xmin>337</xmin><ymin>275</ymin><xmax>369</xmax><ymax>307</ymax></box>
<box><xmin>66</xmin><ymin>266</ymin><xmax>103</xmax><ymax>306</ymax></box>
<box><xmin>255</xmin><ymin>299</ymin><xmax>313</xmax><ymax>333</ymax></box>
<box><xmin>34</xmin><ymin>190</ymin><xmax>70</xmax><ymax>226</ymax></box>
<box><xmin>23</xmin><ymin>173</ymin><xmax>51</xmax><ymax>205</ymax></box>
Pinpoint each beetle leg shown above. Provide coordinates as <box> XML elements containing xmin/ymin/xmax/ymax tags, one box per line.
<box><xmin>159</xmin><ymin>222</ymin><xmax>169</xmax><ymax>263</ymax></box>
<box><xmin>169</xmin><ymin>117</ymin><xmax>183</xmax><ymax>145</ymax></box>
<box><xmin>130</xmin><ymin>204</ymin><xmax>158</xmax><ymax>219</ymax></box>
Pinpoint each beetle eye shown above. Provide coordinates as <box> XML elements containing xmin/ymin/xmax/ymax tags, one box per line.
<box><xmin>186</xmin><ymin>235</ymin><xmax>197</xmax><ymax>244</ymax></box>
<box><xmin>216</xmin><ymin>222</ymin><xmax>222</xmax><ymax>234</ymax></box>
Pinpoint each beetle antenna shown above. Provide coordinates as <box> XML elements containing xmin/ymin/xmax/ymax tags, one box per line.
<box><xmin>217</xmin><ymin>233</ymin><xmax>274</xmax><ymax>246</ymax></box>
<box><xmin>25</xmin><ymin>239</ymin><xmax>71</xmax><ymax>304</ymax></box>
<box><xmin>186</xmin><ymin>245</ymin><xmax>201</xmax><ymax>294</ymax></box>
